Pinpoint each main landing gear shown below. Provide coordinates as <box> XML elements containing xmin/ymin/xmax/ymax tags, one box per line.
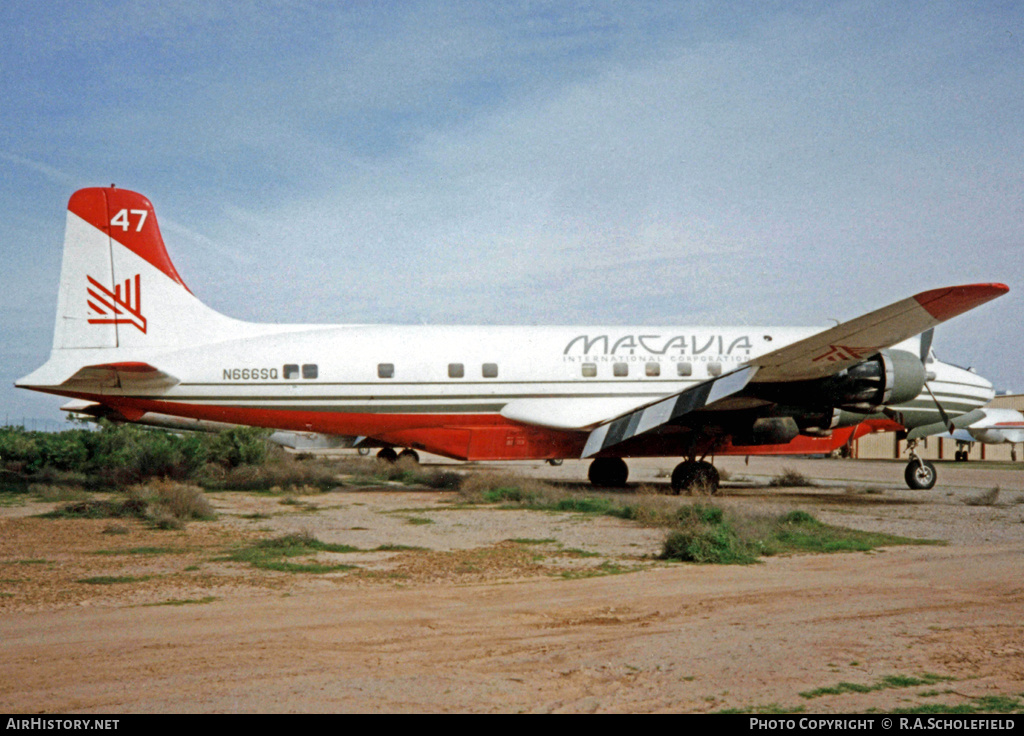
<box><xmin>670</xmin><ymin>460</ymin><xmax>720</xmax><ymax>495</ymax></box>
<box><xmin>903</xmin><ymin>439</ymin><xmax>937</xmax><ymax>490</ymax></box>
<box><xmin>587</xmin><ymin>457</ymin><xmax>629</xmax><ymax>487</ymax></box>
<box><xmin>585</xmin><ymin>457</ymin><xmax>721</xmax><ymax>494</ymax></box>
<box><xmin>376</xmin><ymin>448</ymin><xmax>420</xmax><ymax>464</ymax></box>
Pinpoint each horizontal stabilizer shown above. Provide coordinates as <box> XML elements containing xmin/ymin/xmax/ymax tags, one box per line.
<box><xmin>60</xmin><ymin>361</ymin><xmax>179</xmax><ymax>394</ymax></box>
<box><xmin>751</xmin><ymin>284</ymin><xmax>1008</xmax><ymax>383</ymax></box>
<box><xmin>582</xmin><ymin>366</ymin><xmax>756</xmax><ymax>457</ymax></box>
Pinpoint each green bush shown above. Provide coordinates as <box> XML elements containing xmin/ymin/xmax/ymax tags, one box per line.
<box><xmin>0</xmin><ymin>423</ymin><xmax>271</xmax><ymax>486</ymax></box>
<box><xmin>660</xmin><ymin>504</ymin><xmax>759</xmax><ymax>565</ymax></box>
<box><xmin>206</xmin><ymin>427</ymin><xmax>268</xmax><ymax>468</ymax></box>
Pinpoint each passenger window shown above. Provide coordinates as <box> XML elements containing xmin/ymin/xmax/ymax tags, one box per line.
<box><xmin>677</xmin><ymin>362</ymin><xmax>692</xmax><ymax>377</ymax></box>
<box><xmin>645</xmin><ymin>363</ymin><xmax>660</xmax><ymax>377</ymax></box>
<box><xmin>482</xmin><ymin>363</ymin><xmax>498</xmax><ymax>378</ymax></box>
<box><xmin>302</xmin><ymin>364</ymin><xmax>318</xmax><ymax>379</ymax></box>
<box><xmin>613</xmin><ymin>362</ymin><xmax>628</xmax><ymax>377</ymax></box>
<box><xmin>582</xmin><ymin>363</ymin><xmax>597</xmax><ymax>378</ymax></box>
<box><xmin>378</xmin><ymin>363</ymin><xmax>394</xmax><ymax>379</ymax></box>
<box><xmin>448</xmin><ymin>363</ymin><xmax>464</xmax><ymax>379</ymax></box>
<box><xmin>708</xmin><ymin>362</ymin><xmax>722</xmax><ymax>377</ymax></box>
<box><xmin>284</xmin><ymin>364</ymin><xmax>300</xmax><ymax>380</ymax></box>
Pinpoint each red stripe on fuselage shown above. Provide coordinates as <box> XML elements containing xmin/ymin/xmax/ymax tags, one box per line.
<box><xmin>40</xmin><ymin>388</ymin><xmax>868</xmax><ymax>463</ymax></box>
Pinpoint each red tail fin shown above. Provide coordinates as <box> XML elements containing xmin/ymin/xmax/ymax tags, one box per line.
<box><xmin>68</xmin><ymin>187</ymin><xmax>191</xmax><ymax>293</ymax></box>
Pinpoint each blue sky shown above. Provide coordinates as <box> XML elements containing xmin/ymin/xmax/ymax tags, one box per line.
<box><xmin>2</xmin><ymin>1</ymin><xmax>1022</xmax><ymax>427</ymax></box>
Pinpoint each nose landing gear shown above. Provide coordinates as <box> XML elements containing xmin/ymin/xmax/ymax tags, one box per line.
<box><xmin>904</xmin><ymin>439</ymin><xmax>937</xmax><ymax>490</ymax></box>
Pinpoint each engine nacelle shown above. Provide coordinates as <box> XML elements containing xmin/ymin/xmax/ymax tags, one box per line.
<box><xmin>831</xmin><ymin>349</ymin><xmax>926</xmax><ymax>411</ymax></box>
<box><xmin>756</xmin><ymin>349</ymin><xmax>926</xmax><ymax>415</ymax></box>
<box><xmin>732</xmin><ymin>417</ymin><xmax>800</xmax><ymax>446</ymax></box>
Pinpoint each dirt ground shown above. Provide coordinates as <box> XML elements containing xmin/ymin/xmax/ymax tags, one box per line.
<box><xmin>2</xmin><ymin>455</ymin><xmax>1023</xmax><ymax>714</ymax></box>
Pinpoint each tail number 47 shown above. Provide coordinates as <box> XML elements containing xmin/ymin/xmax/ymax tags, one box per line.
<box><xmin>110</xmin><ymin>209</ymin><xmax>148</xmax><ymax>233</ymax></box>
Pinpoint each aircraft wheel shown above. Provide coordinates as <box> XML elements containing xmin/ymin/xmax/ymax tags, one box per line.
<box><xmin>904</xmin><ymin>459</ymin><xmax>937</xmax><ymax>490</ymax></box>
<box><xmin>588</xmin><ymin>457</ymin><xmax>628</xmax><ymax>488</ymax></box>
<box><xmin>377</xmin><ymin>448</ymin><xmax>398</xmax><ymax>464</ymax></box>
<box><xmin>671</xmin><ymin>461</ymin><xmax>720</xmax><ymax>495</ymax></box>
<box><xmin>357</xmin><ymin>447</ymin><xmax>371</xmax><ymax>456</ymax></box>
<box><xmin>398</xmin><ymin>449</ymin><xmax>420</xmax><ymax>464</ymax></box>
<box><xmin>547</xmin><ymin>459</ymin><xmax>564</xmax><ymax>466</ymax></box>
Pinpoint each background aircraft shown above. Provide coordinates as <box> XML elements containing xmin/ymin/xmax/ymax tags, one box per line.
<box><xmin>930</xmin><ymin>406</ymin><xmax>1024</xmax><ymax>461</ymax></box>
<box><xmin>17</xmin><ymin>188</ymin><xmax>1007</xmax><ymax>494</ymax></box>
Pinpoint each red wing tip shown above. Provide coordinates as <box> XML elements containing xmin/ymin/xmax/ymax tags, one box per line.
<box><xmin>914</xmin><ymin>283</ymin><xmax>1009</xmax><ymax>321</ymax></box>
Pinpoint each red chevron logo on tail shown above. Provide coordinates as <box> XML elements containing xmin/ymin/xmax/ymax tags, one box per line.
<box><xmin>86</xmin><ymin>274</ymin><xmax>147</xmax><ymax>333</ymax></box>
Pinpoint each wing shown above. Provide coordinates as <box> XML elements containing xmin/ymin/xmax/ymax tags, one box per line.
<box><xmin>581</xmin><ymin>283</ymin><xmax>1007</xmax><ymax>457</ymax></box>
<box><xmin>749</xmin><ymin>284</ymin><xmax>1007</xmax><ymax>383</ymax></box>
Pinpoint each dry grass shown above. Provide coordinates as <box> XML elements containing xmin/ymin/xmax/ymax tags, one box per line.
<box><xmin>456</xmin><ymin>471</ymin><xmax>562</xmax><ymax>504</ymax></box>
<box><xmin>28</xmin><ymin>483</ymin><xmax>90</xmax><ymax>502</ymax></box>
<box><xmin>963</xmin><ymin>486</ymin><xmax>1001</xmax><ymax>507</ymax></box>
<box><xmin>202</xmin><ymin>457</ymin><xmax>344</xmax><ymax>492</ymax></box>
<box><xmin>129</xmin><ymin>480</ymin><xmax>216</xmax><ymax>529</ymax></box>
<box><xmin>768</xmin><ymin>467</ymin><xmax>814</xmax><ymax>487</ymax></box>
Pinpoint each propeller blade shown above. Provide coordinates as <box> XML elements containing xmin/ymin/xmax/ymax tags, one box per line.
<box><xmin>923</xmin><ymin>381</ymin><xmax>954</xmax><ymax>434</ymax></box>
<box><xmin>919</xmin><ymin>328</ymin><xmax>934</xmax><ymax>363</ymax></box>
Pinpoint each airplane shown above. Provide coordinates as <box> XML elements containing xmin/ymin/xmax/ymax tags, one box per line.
<box><xmin>16</xmin><ymin>187</ymin><xmax>1008</xmax><ymax>494</ymax></box>
<box><xmin>920</xmin><ymin>405</ymin><xmax>1024</xmax><ymax>462</ymax></box>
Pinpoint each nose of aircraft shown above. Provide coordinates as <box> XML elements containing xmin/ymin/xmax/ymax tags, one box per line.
<box><xmin>930</xmin><ymin>359</ymin><xmax>995</xmax><ymax>414</ymax></box>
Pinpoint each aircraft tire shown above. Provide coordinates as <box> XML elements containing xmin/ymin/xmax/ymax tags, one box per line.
<box><xmin>547</xmin><ymin>459</ymin><xmax>564</xmax><ymax>466</ymax></box>
<box><xmin>588</xmin><ymin>457</ymin><xmax>628</xmax><ymax>488</ymax></box>
<box><xmin>904</xmin><ymin>459</ymin><xmax>937</xmax><ymax>490</ymax></box>
<box><xmin>398</xmin><ymin>449</ymin><xmax>420</xmax><ymax>464</ymax></box>
<box><xmin>671</xmin><ymin>461</ymin><xmax>720</xmax><ymax>495</ymax></box>
<box><xmin>377</xmin><ymin>448</ymin><xmax>399</xmax><ymax>464</ymax></box>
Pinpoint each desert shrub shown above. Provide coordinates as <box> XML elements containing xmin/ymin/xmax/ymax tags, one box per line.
<box><xmin>0</xmin><ymin>469</ymin><xmax>29</xmax><ymax>493</ymax></box>
<box><xmin>28</xmin><ymin>483</ymin><xmax>89</xmax><ymax>502</ymax></box>
<box><xmin>660</xmin><ymin>503</ymin><xmax>758</xmax><ymax>564</ymax></box>
<box><xmin>139</xmin><ymin>479</ymin><xmax>216</xmax><ymax>521</ymax></box>
<box><xmin>768</xmin><ymin>468</ymin><xmax>813</xmax><ymax>487</ymax></box>
<box><xmin>43</xmin><ymin>480</ymin><xmax>214</xmax><ymax>528</ymax></box>
<box><xmin>457</xmin><ymin>471</ymin><xmax>559</xmax><ymax>504</ymax></box>
<box><xmin>42</xmin><ymin>497</ymin><xmax>149</xmax><ymax>520</ymax></box>
<box><xmin>964</xmin><ymin>487</ymin><xmax>1000</xmax><ymax>507</ymax></box>
<box><xmin>779</xmin><ymin>509</ymin><xmax>817</xmax><ymax>524</ymax></box>
<box><xmin>676</xmin><ymin>503</ymin><xmax>725</xmax><ymax>526</ymax></box>
<box><xmin>414</xmin><ymin>469</ymin><xmax>464</xmax><ymax>490</ymax></box>
<box><xmin>0</xmin><ymin>423</ymin><xmax>277</xmax><ymax>486</ymax></box>
<box><xmin>205</xmin><ymin>427</ymin><xmax>268</xmax><ymax>468</ymax></box>
<box><xmin>198</xmin><ymin>456</ymin><xmax>342</xmax><ymax>492</ymax></box>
